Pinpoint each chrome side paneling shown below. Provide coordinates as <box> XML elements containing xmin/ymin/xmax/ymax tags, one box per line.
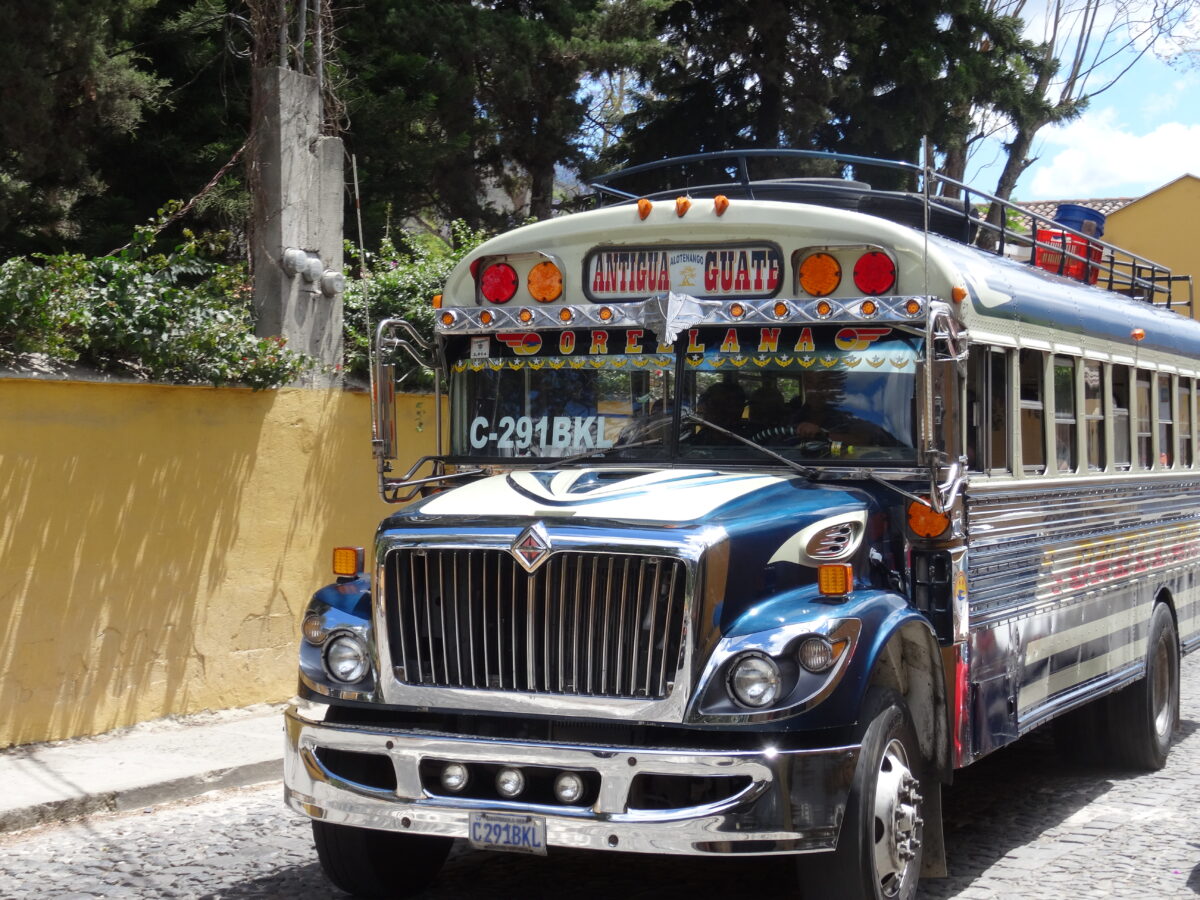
<box><xmin>964</xmin><ymin>476</ymin><xmax>1200</xmax><ymax>738</ymax></box>
<box><xmin>283</xmin><ymin>702</ymin><xmax>859</xmax><ymax>856</ymax></box>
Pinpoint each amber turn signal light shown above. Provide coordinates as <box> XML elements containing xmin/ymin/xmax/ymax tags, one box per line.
<box><xmin>817</xmin><ymin>564</ymin><xmax>854</xmax><ymax>596</ymax></box>
<box><xmin>907</xmin><ymin>500</ymin><xmax>950</xmax><ymax>538</ymax></box>
<box><xmin>332</xmin><ymin>546</ymin><xmax>365</xmax><ymax>577</ymax></box>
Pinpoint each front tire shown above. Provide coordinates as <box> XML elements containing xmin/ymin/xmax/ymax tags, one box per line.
<box><xmin>311</xmin><ymin>819</ymin><xmax>452</xmax><ymax>899</ymax></box>
<box><xmin>798</xmin><ymin>689</ymin><xmax>925</xmax><ymax>900</ymax></box>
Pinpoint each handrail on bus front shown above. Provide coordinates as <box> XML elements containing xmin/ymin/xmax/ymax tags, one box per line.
<box><xmin>588</xmin><ymin>148</ymin><xmax>1176</xmax><ymax>306</ymax></box>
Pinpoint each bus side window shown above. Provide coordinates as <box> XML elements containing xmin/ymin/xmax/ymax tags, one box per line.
<box><xmin>1112</xmin><ymin>365</ymin><xmax>1131</xmax><ymax>470</ymax></box>
<box><xmin>988</xmin><ymin>349</ymin><xmax>1009</xmax><ymax>473</ymax></box>
<box><xmin>966</xmin><ymin>347</ymin><xmax>1010</xmax><ymax>475</ymax></box>
<box><xmin>1135</xmin><ymin>369</ymin><xmax>1153</xmax><ymax>469</ymax></box>
<box><xmin>1053</xmin><ymin>355</ymin><xmax>1077</xmax><ymax>473</ymax></box>
<box><xmin>1084</xmin><ymin>361</ymin><xmax>1105</xmax><ymax>471</ymax></box>
<box><xmin>1158</xmin><ymin>373</ymin><xmax>1175</xmax><ymax>468</ymax></box>
<box><xmin>1019</xmin><ymin>349</ymin><xmax>1045</xmax><ymax>475</ymax></box>
<box><xmin>1182</xmin><ymin>377</ymin><xmax>1196</xmax><ymax>468</ymax></box>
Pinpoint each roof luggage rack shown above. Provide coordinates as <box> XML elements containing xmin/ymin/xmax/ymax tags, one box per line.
<box><xmin>588</xmin><ymin>149</ymin><xmax>1191</xmax><ymax>312</ymax></box>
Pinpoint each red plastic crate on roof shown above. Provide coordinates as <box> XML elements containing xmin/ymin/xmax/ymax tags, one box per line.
<box><xmin>1034</xmin><ymin>228</ymin><xmax>1102</xmax><ymax>284</ymax></box>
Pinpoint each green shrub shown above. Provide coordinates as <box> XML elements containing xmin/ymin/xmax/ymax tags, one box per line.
<box><xmin>0</xmin><ymin>213</ymin><xmax>312</xmax><ymax>388</ymax></box>
<box><xmin>342</xmin><ymin>221</ymin><xmax>488</xmax><ymax>386</ymax></box>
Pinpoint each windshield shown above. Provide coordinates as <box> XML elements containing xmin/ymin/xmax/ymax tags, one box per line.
<box><xmin>448</xmin><ymin>325</ymin><xmax>920</xmax><ymax>465</ymax></box>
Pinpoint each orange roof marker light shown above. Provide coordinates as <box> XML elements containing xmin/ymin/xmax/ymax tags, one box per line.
<box><xmin>637</xmin><ymin>198</ymin><xmax>653</xmax><ymax>220</ymax></box>
<box><xmin>951</xmin><ymin>285</ymin><xmax>967</xmax><ymax>304</ymax></box>
<box><xmin>714</xmin><ymin>195</ymin><xmax>730</xmax><ymax>216</ymax></box>
<box><xmin>676</xmin><ymin>196</ymin><xmax>691</xmax><ymax>217</ymax></box>
<box><xmin>798</xmin><ymin>252</ymin><xmax>841</xmax><ymax>297</ymax></box>
<box><xmin>528</xmin><ymin>260</ymin><xmax>563</xmax><ymax>303</ymax></box>
<box><xmin>1132</xmin><ymin>327</ymin><xmax>1146</xmax><ymax>342</ymax></box>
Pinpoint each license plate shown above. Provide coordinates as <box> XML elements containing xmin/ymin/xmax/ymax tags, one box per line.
<box><xmin>468</xmin><ymin>811</ymin><xmax>548</xmax><ymax>855</ymax></box>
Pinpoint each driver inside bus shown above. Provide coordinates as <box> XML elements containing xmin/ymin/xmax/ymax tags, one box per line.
<box><xmin>689</xmin><ymin>380</ymin><xmax>747</xmax><ymax>443</ymax></box>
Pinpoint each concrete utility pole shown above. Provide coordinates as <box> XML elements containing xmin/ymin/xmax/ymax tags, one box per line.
<box><xmin>250</xmin><ymin>63</ymin><xmax>344</xmax><ymax>386</ymax></box>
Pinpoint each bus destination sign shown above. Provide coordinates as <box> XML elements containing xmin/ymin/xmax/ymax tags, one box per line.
<box><xmin>584</xmin><ymin>243</ymin><xmax>783</xmax><ymax>302</ymax></box>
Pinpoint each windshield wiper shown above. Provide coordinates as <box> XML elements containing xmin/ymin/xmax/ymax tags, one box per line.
<box><xmin>680</xmin><ymin>412</ymin><xmax>818</xmax><ymax>480</ymax></box>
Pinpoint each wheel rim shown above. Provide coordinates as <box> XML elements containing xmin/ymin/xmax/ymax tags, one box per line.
<box><xmin>1150</xmin><ymin>629</ymin><xmax>1174</xmax><ymax>739</ymax></box>
<box><xmin>871</xmin><ymin>737</ymin><xmax>922</xmax><ymax>897</ymax></box>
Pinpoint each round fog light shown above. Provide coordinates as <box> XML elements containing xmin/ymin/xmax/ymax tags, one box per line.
<box><xmin>798</xmin><ymin>637</ymin><xmax>835</xmax><ymax>673</ymax></box>
<box><xmin>324</xmin><ymin>634</ymin><xmax>369</xmax><ymax>683</ymax></box>
<box><xmin>441</xmin><ymin>763</ymin><xmax>469</xmax><ymax>793</ymax></box>
<box><xmin>728</xmin><ymin>654</ymin><xmax>782</xmax><ymax>709</ymax></box>
<box><xmin>554</xmin><ymin>771</ymin><xmax>585</xmax><ymax>804</ymax></box>
<box><xmin>496</xmin><ymin>767</ymin><xmax>525</xmax><ymax>798</ymax></box>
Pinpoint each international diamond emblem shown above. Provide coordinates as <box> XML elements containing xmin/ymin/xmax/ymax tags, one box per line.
<box><xmin>511</xmin><ymin>522</ymin><xmax>551</xmax><ymax>572</ymax></box>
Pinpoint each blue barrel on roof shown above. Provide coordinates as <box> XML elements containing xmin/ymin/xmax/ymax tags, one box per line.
<box><xmin>1054</xmin><ymin>203</ymin><xmax>1105</xmax><ymax>237</ymax></box>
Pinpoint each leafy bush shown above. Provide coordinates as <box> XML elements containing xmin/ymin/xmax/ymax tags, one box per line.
<box><xmin>342</xmin><ymin>221</ymin><xmax>488</xmax><ymax>386</ymax></box>
<box><xmin>0</xmin><ymin>212</ymin><xmax>312</xmax><ymax>388</ymax></box>
<box><xmin>0</xmin><ymin>211</ymin><xmax>491</xmax><ymax>389</ymax></box>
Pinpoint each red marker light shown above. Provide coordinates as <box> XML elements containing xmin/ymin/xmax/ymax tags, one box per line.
<box><xmin>480</xmin><ymin>263</ymin><xmax>517</xmax><ymax>303</ymax></box>
<box><xmin>853</xmin><ymin>251</ymin><xmax>896</xmax><ymax>295</ymax></box>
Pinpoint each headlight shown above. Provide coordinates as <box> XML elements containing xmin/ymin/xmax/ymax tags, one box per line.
<box><xmin>727</xmin><ymin>654</ymin><xmax>782</xmax><ymax>708</ymax></box>
<box><xmin>324</xmin><ymin>634</ymin><xmax>370</xmax><ymax>683</ymax></box>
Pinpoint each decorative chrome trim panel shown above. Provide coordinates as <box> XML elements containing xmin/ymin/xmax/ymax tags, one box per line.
<box><xmin>435</xmin><ymin>295</ymin><xmax>929</xmax><ymax>334</ymax></box>
<box><xmin>371</xmin><ymin>529</ymin><xmax>716</xmax><ymax>724</ymax></box>
<box><xmin>283</xmin><ymin>705</ymin><xmax>859</xmax><ymax>857</ymax></box>
<box><xmin>964</xmin><ymin>477</ymin><xmax>1200</xmax><ymax>623</ymax></box>
<box><xmin>384</xmin><ymin>547</ymin><xmax>688</xmax><ymax>701</ymax></box>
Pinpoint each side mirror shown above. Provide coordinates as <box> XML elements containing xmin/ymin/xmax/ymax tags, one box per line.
<box><xmin>372</xmin><ymin>319</ymin><xmax>437</xmax><ymax>466</ymax></box>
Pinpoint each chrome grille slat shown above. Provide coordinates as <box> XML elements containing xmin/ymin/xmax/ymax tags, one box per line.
<box><xmin>385</xmin><ymin>548</ymin><xmax>686</xmax><ymax>700</ymax></box>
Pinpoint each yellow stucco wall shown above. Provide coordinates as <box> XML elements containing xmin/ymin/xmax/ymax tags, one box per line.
<box><xmin>1104</xmin><ymin>175</ymin><xmax>1200</xmax><ymax>320</ymax></box>
<box><xmin>0</xmin><ymin>380</ymin><xmax>438</xmax><ymax>747</ymax></box>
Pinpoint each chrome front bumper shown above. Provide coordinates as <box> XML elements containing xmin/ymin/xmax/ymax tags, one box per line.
<box><xmin>283</xmin><ymin>700</ymin><xmax>859</xmax><ymax>856</ymax></box>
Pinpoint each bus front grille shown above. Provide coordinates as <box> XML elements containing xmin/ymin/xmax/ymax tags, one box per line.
<box><xmin>383</xmin><ymin>548</ymin><xmax>687</xmax><ymax>699</ymax></box>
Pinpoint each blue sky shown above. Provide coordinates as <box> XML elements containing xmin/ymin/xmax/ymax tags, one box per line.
<box><xmin>967</xmin><ymin>40</ymin><xmax>1199</xmax><ymax>202</ymax></box>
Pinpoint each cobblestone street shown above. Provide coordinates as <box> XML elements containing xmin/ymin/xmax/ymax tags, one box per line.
<box><xmin>3</xmin><ymin>659</ymin><xmax>1199</xmax><ymax>899</ymax></box>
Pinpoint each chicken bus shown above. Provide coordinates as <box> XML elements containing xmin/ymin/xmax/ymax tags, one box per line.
<box><xmin>283</xmin><ymin>150</ymin><xmax>1199</xmax><ymax>900</ymax></box>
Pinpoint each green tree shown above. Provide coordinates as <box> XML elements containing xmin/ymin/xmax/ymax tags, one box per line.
<box><xmin>0</xmin><ymin>0</ymin><xmax>165</xmax><ymax>255</ymax></box>
<box><xmin>76</xmin><ymin>0</ymin><xmax>252</xmax><ymax>257</ymax></box>
<box><xmin>605</xmin><ymin>0</ymin><xmax>1049</xmax><ymax>194</ymax></box>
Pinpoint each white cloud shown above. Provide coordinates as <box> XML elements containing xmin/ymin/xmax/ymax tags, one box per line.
<box><xmin>1025</xmin><ymin>107</ymin><xmax>1200</xmax><ymax>199</ymax></box>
